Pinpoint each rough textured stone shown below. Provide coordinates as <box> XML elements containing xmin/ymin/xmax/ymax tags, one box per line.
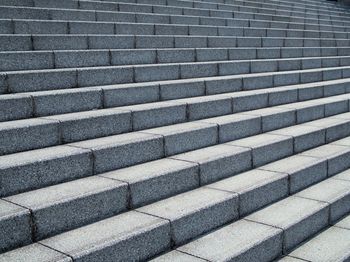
<box><xmin>246</xmin><ymin>196</ymin><xmax>329</xmax><ymax>253</ymax></box>
<box><xmin>41</xmin><ymin>211</ymin><xmax>171</xmax><ymax>262</ymax></box>
<box><xmin>100</xmin><ymin>158</ymin><xmax>199</xmax><ymax>207</ymax></box>
<box><xmin>172</xmin><ymin>144</ymin><xmax>251</xmax><ymax>185</ymax></box>
<box><xmin>138</xmin><ymin>187</ymin><xmax>239</xmax><ymax>245</ymax></box>
<box><xmin>177</xmin><ymin>220</ymin><xmax>282</xmax><ymax>262</ymax></box>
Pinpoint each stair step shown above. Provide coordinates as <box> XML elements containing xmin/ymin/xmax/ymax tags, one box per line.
<box><xmin>284</xmin><ymin>214</ymin><xmax>350</xmax><ymax>261</ymax></box>
<box><xmin>2</xmin><ymin>33</ymin><xmax>348</xmax><ymax>52</ymax></box>
<box><xmin>2</xmin><ymin>56</ymin><xmax>350</xmax><ymax>94</ymax></box>
<box><xmin>1</xmin><ymin>46</ymin><xmax>349</xmax><ymax>72</ymax></box>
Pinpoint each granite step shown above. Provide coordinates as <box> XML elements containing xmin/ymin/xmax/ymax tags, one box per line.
<box><xmin>1</xmin><ymin>68</ymin><xmax>348</xmax><ymax>122</ymax></box>
<box><xmin>1</xmin><ymin>46</ymin><xmax>350</xmax><ymax>72</ymax></box>
<box><xmin>1</xmin><ymin>110</ymin><xmax>350</xmax><ymax>252</ymax></box>
<box><xmin>2</xmin><ymin>56</ymin><xmax>350</xmax><ymax>94</ymax></box>
<box><xmin>0</xmin><ymin>0</ymin><xmax>349</xmax><ymax>26</ymax></box>
<box><xmin>0</xmin><ymin>90</ymin><xmax>348</xmax><ymax>155</ymax></box>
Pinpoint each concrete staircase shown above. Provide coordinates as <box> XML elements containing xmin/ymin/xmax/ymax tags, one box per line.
<box><xmin>0</xmin><ymin>0</ymin><xmax>350</xmax><ymax>261</ymax></box>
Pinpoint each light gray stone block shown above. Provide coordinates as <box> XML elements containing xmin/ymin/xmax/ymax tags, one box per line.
<box><xmin>78</xmin><ymin>66</ymin><xmax>134</xmax><ymax>87</ymax></box>
<box><xmin>301</xmin><ymin>144</ymin><xmax>350</xmax><ymax>177</ymax></box>
<box><xmin>31</xmin><ymin>87</ymin><xmax>102</xmax><ymax>116</ymax></box>
<box><xmin>205</xmin><ymin>77</ymin><xmax>242</xmax><ymax>95</ymax></box>
<box><xmin>181</xmin><ymin>94</ymin><xmax>232</xmax><ymax>120</ymax></box>
<box><xmin>172</xmin><ymin>144</ymin><xmax>251</xmax><ymax>185</ymax></box>
<box><xmin>208</xmin><ymin>36</ymin><xmax>236</xmax><ymax>47</ymax></box>
<box><xmin>209</xmin><ymin>169</ymin><xmax>288</xmax><ymax>216</ymax></box>
<box><xmin>138</xmin><ymin>187</ymin><xmax>238</xmax><ymax>245</ymax></box>
<box><xmin>245</xmin><ymin>107</ymin><xmax>296</xmax><ymax>132</ymax></box>
<box><xmin>111</xmin><ymin>49</ymin><xmax>156</xmax><ymax>66</ymax></box>
<box><xmin>160</xmin><ymin>79</ymin><xmax>205</xmax><ymax>100</ymax></box>
<box><xmin>55</xmin><ymin>50</ymin><xmax>110</xmax><ymax>68</ymax></box>
<box><xmin>199</xmin><ymin>113</ymin><xmax>261</xmax><ymax>142</ymax></box>
<box><xmin>0</xmin><ymin>243</ymin><xmax>72</xmax><ymax>262</ymax></box>
<box><xmin>33</xmin><ymin>35</ymin><xmax>88</xmax><ymax>51</ymax></box>
<box><xmin>274</xmin><ymin>72</ymin><xmax>300</xmax><ymax>86</ymax></box>
<box><xmin>97</xmin><ymin>11</ymin><xmax>135</xmax><ymax>23</ymax></box>
<box><xmin>229</xmin><ymin>133</ymin><xmax>293</xmax><ymax>167</ymax></box>
<box><xmin>157</xmin><ymin>48</ymin><xmax>195</xmax><ymax>63</ymax></box>
<box><xmin>229</xmin><ymin>48</ymin><xmax>256</xmax><ymax>60</ymax></box>
<box><xmin>6</xmin><ymin>176</ymin><xmax>128</xmax><ymax>240</ymax></box>
<box><xmin>45</xmin><ymin>109</ymin><xmax>131</xmax><ymax>143</ymax></box>
<box><xmin>146</xmin><ymin>121</ymin><xmax>217</xmax><ymax>156</ymax></box>
<box><xmin>0</xmin><ymin>145</ymin><xmax>93</xmax><ymax>197</ymax></box>
<box><xmin>268</xmin><ymin>86</ymin><xmax>298</xmax><ymax>106</ymax></box>
<box><xmin>0</xmin><ymin>94</ymin><xmax>33</xmax><ymax>122</ymax></box>
<box><xmin>175</xmin><ymin>36</ymin><xmax>207</xmax><ymax>48</ymax></box>
<box><xmin>232</xmin><ymin>90</ymin><xmax>269</xmax><ymax>112</ymax></box>
<box><xmin>304</xmin><ymin>117</ymin><xmax>350</xmax><ymax>143</ymax></box>
<box><xmin>103</xmin><ymin>82</ymin><xmax>159</xmax><ymax>107</ymax></box>
<box><xmin>50</xmin><ymin>9</ymin><xmax>95</xmax><ymax>21</ymax></box>
<box><xmin>243</xmin><ymin>74</ymin><xmax>273</xmax><ymax>90</ymax></box>
<box><xmin>7</xmin><ymin>69</ymin><xmax>77</xmax><ymax>93</ymax></box>
<box><xmin>121</xmin><ymin>101</ymin><xmax>186</xmax><ymax>130</ymax></box>
<box><xmin>178</xmin><ymin>220</ymin><xmax>282</xmax><ymax>262</ymax></box>
<box><xmin>71</xmin><ymin>132</ymin><xmax>164</xmax><ymax>174</ymax></box>
<box><xmin>116</xmin><ymin>23</ymin><xmax>154</xmax><ymax>35</ymax></box>
<box><xmin>260</xmin><ymin>155</ymin><xmax>328</xmax><ymax>194</ymax></box>
<box><xmin>180</xmin><ymin>62</ymin><xmax>217</xmax><ymax>78</ymax></box>
<box><xmin>0</xmin><ymin>51</ymin><xmax>54</xmax><ymax>71</ymax></box>
<box><xmin>14</xmin><ymin>20</ymin><xmax>67</xmax><ymax>34</ymax></box>
<box><xmin>279</xmin><ymin>101</ymin><xmax>324</xmax><ymax>124</ymax></box>
<box><xmin>135</xmin><ymin>64</ymin><xmax>179</xmax><ymax>82</ymax></box>
<box><xmin>101</xmin><ymin>158</ymin><xmax>199</xmax><ymax>207</ymax></box>
<box><xmin>156</xmin><ymin>24</ymin><xmax>188</xmax><ymax>35</ymax></box>
<box><xmin>137</xmin><ymin>36</ymin><xmax>174</xmax><ymax>48</ymax></box>
<box><xmin>219</xmin><ymin>61</ymin><xmax>250</xmax><ymax>75</ymax></box>
<box><xmin>296</xmin><ymin>178</ymin><xmax>350</xmax><ymax>223</ymax></box>
<box><xmin>151</xmin><ymin>250</ymin><xmax>205</xmax><ymax>262</ymax></box>
<box><xmin>246</xmin><ymin>196</ymin><xmax>329</xmax><ymax>253</ymax></box>
<box><xmin>41</xmin><ymin>211</ymin><xmax>171</xmax><ymax>262</ymax></box>
<box><xmin>0</xmin><ymin>200</ymin><xmax>32</xmax><ymax>253</ymax></box>
<box><xmin>0</xmin><ymin>118</ymin><xmax>60</xmax><ymax>155</ymax></box>
<box><xmin>0</xmin><ymin>35</ymin><xmax>32</xmax><ymax>51</ymax></box>
<box><xmin>89</xmin><ymin>35</ymin><xmax>134</xmax><ymax>49</ymax></box>
<box><xmin>289</xmin><ymin>227</ymin><xmax>350</xmax><ymax>262</ymax></box>
<box><xmin>270</xmin><ymin>125</ymin><xmax>326</xmax><ymax>153</ymax></box>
